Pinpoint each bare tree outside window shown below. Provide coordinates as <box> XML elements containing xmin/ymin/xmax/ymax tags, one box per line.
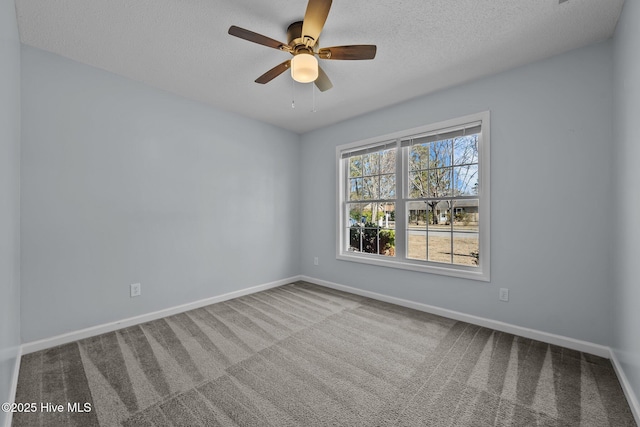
<box><xmin>407</xmin><ymin>134</ymin><xmax>479</xmax><ymax>266</ymax></box>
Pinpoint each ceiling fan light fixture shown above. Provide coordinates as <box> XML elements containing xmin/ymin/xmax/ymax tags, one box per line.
<box><xmin>291</xmin><ymin>53</ymin><xmax>318</xmax><ymax>83</ymax></box>
<box><xmin>228</xmin><ymin>0</ymin><xmax>375</xmax><ymax>91</ymax></box>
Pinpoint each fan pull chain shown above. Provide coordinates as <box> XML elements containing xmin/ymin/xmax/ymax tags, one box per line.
<box><xmin>291</xmin><ymin>79</ymin><xmax>296</xmax><ymax>109</ymax></box>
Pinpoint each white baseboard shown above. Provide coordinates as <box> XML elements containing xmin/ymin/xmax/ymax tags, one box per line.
<box><xmin>609</xmin><ymin>349</ymin><xmax>640</xmax><ymax>425</ymax></box>
<box><xmin>300</xmin><ymin>275</ymin><xmax>610</xmax><ymax>358</ymax></box>
<box><xmin>21</xmin><ymin>276</ymin><xmax>301</xmax><ymax>355</ymax></box>
<box><xmin>3</xmin><ymin>347</ymin><xmax>22</xmax><ymax>427</ymax></box>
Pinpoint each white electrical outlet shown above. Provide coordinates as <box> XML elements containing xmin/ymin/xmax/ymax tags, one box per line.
<box><xmin>499</xmin><ymin>288</ymin><xmax>509</xmax><ymax>302</ymax></box>
<box><xmin>314</xmin><ymin>257</ymin><xmax>319</xmax><ymax>266</ymax></box>
<box><xmin>130</xmin><ymin>283</ymin><xmax>141</xmax><ymax>298</ymax></box>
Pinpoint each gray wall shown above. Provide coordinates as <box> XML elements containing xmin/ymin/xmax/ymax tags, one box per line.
<box><xmin>300</xmin><ymin>41</ymin><xmax>614</xmax><ymax>346</ymax></box>
<box><xmin>0</xmin><ymin>0</ymin><xmax>21</xmax><ymax>423</ymax></box>
<box><xmin>613</xmin><ymin>0</ymin><xmax>640</xmax><ymax>409</ymax></box>
<box><xmin>20</xmin><ymin>46</ymin><xmax>301</xmax><ymax>342</ymax></box>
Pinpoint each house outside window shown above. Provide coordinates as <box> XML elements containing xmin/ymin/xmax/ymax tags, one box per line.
<box><xmin>336</xmin><ymin>111</ymin><xmax>490</xmax><ymax>281</ymax></box>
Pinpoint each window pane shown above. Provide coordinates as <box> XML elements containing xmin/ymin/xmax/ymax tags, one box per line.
<box><xmin>453</xmin><ymin>165</ymin><xmax>478</xmax><ymax>196</ymax></box>
<box><xmin>452</xmin><ymin>200</ymin><xmax>479</xmax><ymax>231</ymax></box>
<box><xmin>347</xmin><ymin>203</ymin><xmax>367</xmax><ymax>225</ymax></box>
<box><xmin>429</xmin><ymin>168</ymin><xmax>452</xmax><ymax>198</ymax></box>
<box><xmin>380</xmin><ymin>174</ymin><xmax>396</xmax><ymax>199</ymax></box>
<box><xmin>407</xmin><ymin>201</ymin><xmax>428</xmax><ymax>227</ymax></box>
<box><xmin>426</xmin><ymin>199</ymin><xmax>452</xmax><ymax>264</ymax></box>
<box><xmin>428</xmin><ymin>232</ymin><xmax>452</xmax><ymax>264</ymax></box>
<box><xmin>349</xmin><ymin>225</ymin><xmax>363</xmax><ymax>253</ymax></box>
<box><xmin>426</xmin><ymin>200</ymin><xmax>451</xmax><ymax>227</ymax></box>
<box><xmin>349</xmin><ymin>226</ymin><xmax>395</xmax><ymax>256</ymax></box>
<box><xmin>407</xmin><ymin>231</ymin><xmax>427</xmax><ymax>260</ymax></box>
<box><xmin>409</xmin><ymin>171</ymin><xmax>429</xmax><ymax>198</ymax></box>
<box><xmin>380</xmin><ymin>149</ymin><xmax>397</xmax><ymax>174</ymax></box>
<box><xmin>407</xmin><ymin>201</ymin><xmax>427</xmax><ymax>260</ymax></box>
<box><xmin>453</xmin><ymin>232</ymin><xmax>479</xmax><ymax>266</ymax></box>
<box><xmin>362</xmin><ymin>153</ymin><xmax>379</xmax><ymax>176</ymax></box>
<box><xmin>346</xmin><ymin>203</ymin><xmax>371</xmax><ymax>252</ymax></box>
<box><xmin>349</xmin><ymin>178</ymin><xmax>364</xmax><ymax>200</ymax></box>
<box><xmin>453</xmin><ymin>135</ymin><xmax>479</xmax><ymax>165</ymax></box>
<box><xmin>362</xmin><ymin>176</ymin><xmax>379</xmax><ymax>200</ymax></box>
<box><xmin>356</xmin><ymin>226</ymin><xmax>379</xmax><ymax>253</ymax></box>
<box><xmin>346</xmin><ymin>202</ymin><xmax>395</xmax><ymax>257</ymax></box>
<box><xmin>409</xmin><ymin>144</ymin><xmax>429</xmax><ymax>170</ymax></box>
<box><xmin>375</xmin><ymin>202</ymin><xmax>395</xmax><ymax>256</ymax></box>
<box><xmin>349</xmin><ymin>156</ymin><xmax>363</xmax><ymax>178</ymax></box>
<box><xmin>430</xmin><ymin>140</ymin><xmax>452</xmax><ymax>168</ymax></box>
<box><xmin>379</xmin><ymin>226</ymin><xmax>396</xmax><ymax>256</ymax></box>
<box><xmin>452</xmin><ymin>199</ymin><xmax>479</xmax><ymax>266</ymax></box>
<box><xmin>370</xmin><ymin>202</ymin><xmax>395</xmax><ymax>229</ymax></box>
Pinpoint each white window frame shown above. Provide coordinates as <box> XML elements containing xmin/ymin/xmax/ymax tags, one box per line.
<box><xmin>336</xmin><ymin>111</ymin><xmax>490</xmax><ymax>281</ymax></box>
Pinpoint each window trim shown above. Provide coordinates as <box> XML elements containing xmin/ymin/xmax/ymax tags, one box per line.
<box><xmin>336</xmin><ymin>111</ymin><xmax>490</xmax><ymax>282</ymax></box>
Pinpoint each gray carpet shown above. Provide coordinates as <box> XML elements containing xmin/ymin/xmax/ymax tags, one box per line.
<box><xmin>13</xmin><ymin>281</ymin><xmax>637</xmax><ymax>426</ymax></box>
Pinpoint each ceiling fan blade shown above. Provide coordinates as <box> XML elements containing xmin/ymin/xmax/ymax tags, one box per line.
<box><xmin>314</xmin><ymin>66</ymin><xmax>333</xmax><ymax>92</ymax></box>
<box><xmin>255</xmin><ymin>60</ymin><xmax>291</xmax><ymax>84</ymax></box>
<box><xmin>228</xmin><ymin>26</ymin><xmax>287</xmax><ymax>50</ymax></box>
<box><xmin>318</xmin><ymin>45</ymin><xmax>377</xmax><ymax>60</ymax></box>
<box><xmin>301</xmin><ymin>0</ymin><xmax>332</xmax><ymax>47</ymax></box>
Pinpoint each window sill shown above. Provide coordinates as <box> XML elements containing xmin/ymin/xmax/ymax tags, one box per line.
<box><xmin>336</xmin><ymin>252</ymin><xmax>490</xmax><ymax>282</ymax></box>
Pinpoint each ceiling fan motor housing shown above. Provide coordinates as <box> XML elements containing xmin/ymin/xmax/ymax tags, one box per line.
<box><xmin>287</xmin><ymin>21</ymin><xmax>314</xmax><ymax>51</ymax></box>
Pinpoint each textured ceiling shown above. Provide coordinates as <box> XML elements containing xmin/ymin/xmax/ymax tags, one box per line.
<box><xmin>15</xmin><ymin>0</ymin><xmax>624</xmax><ymax>134</ymax></box>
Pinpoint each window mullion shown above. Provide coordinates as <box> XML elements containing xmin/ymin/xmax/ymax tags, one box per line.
<box><xmin>450</xmin><ymin>144</ymin><xmax>455</xmax><ymax>263</ymax></box>
<box><xmin>425</xmin><ymin>201</ymin><xmax>429</xmax><ymax>262</ymax></box>
<box><xmin>343</xmin><ymin>159</ymin><xmax>350</xmax><ymax>254</ymax></box>
<box><xmin>396</xmin><ymin>140</ymin><xmax>406</xmax><ymax>260</ymax></box>
<box><xmin>450</xmin><ymin>199</ymin><xmax>454</xmax><ymax>264</ymax></box>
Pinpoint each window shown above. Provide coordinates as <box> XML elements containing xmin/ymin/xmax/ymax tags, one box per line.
<box><xmin>343</xmin><ymin>141</ymin><xmax>397</xmax><ymax>257</ymax></box>
<box><xmin>336</xmin><ymin>111</ymin><xmax>490</xmax><ymax>281</ymax></box>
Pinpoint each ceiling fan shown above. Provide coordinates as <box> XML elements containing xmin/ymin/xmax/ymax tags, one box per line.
<box><xmin>228</xmin><ymin>0</ymin><xmax>376</xmax><ymax>92</ymax></box>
